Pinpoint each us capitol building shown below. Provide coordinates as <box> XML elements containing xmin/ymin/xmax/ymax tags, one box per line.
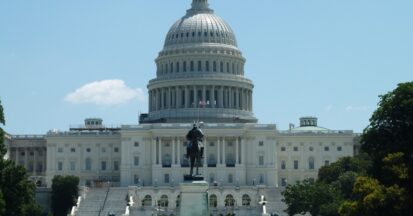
<box><xmin>4</xmin><ymin>1</ymin><xmax>359</xmax><ymax>215</ymax></box>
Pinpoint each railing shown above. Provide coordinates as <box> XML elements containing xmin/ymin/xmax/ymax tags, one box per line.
<box><xmin>47</xmin><ymin>131</ymin><xmax>120</xmax><ymax>136</ymax></box>
<box><xmin>11</xmin><ymin>135</ymin><xmax>45</xmax><ymax>139</ymax></box>
<box><xmin>279</xmin><ymin>130</ymin><xmax>354</xmax><ymax>135</ymax></box>
<box><xmin>122</xmin><ymin>123</ymin><xmax>276</xmax><ymax>130</ymax></box>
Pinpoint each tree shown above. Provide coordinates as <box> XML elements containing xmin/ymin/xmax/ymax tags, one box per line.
<box><xmin>0</xmin><ymin>99</ymin><xmax>42</xmax><ymax>216</ymax></box>
<box><xmin>361</xmin><ymin>82</ymin><xmax>413</xmax><ymax>188</ymax></box>
<box><xmin>51</xmin><ymin>175</ymin><xmax>79</xmax><ymax>216</ymax></box>
<box><xmin>282</xmin><ymin>179</ymin><xmax>342</xmax><ymax>216</ymax></box>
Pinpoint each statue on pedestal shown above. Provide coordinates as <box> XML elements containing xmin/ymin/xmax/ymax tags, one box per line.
<box><xmin>184</xmin><ymin>123</ymin><xmax>204</xmax><ymax>180</ymax></box>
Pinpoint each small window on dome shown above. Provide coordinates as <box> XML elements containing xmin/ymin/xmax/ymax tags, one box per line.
<box><xmin>181</xmin><ymin>33</ymin><xmax>184</xmax><ymax>38</ymax></box>
<box><xmin>190</xmin><ymin>61</ymin><xmax>194</xmax><ymax>72</ymax></box>
<box><xmin>186</xmin><ymin>32</ymin><xmax>189</xmax><ymax>37</ymax></box>
<box><xmin>192</xmin><ymin>32</ymin><xmax>195</xmax><ymax>37</ymax></box>
<box><xmin>220</xmin><ymin>62</ymin><xmax>224</xmax><ymax>72</ymax></box>
<box><xmin>204</xmin><ymin>32</ymin><xmax>208</xmax><ymax>37</ymax></box>
<box><xmin>175</xmin><ymin>34</ymin><xmax>178</xmax><ymax>38</ymax></box>
<box><xmin>198</xmin><ymin>61</ymin><xmax>202</xmax><ymax>71</ymax></box>
<box><xmin>198</xmin><ymin>31</ymin><xmax>201</xmax><ymax>37</ymax></box>
<box><xmin>210</xmin><ymin>32</ymin><xmax>214</xmax><ymax>37</ymax></box>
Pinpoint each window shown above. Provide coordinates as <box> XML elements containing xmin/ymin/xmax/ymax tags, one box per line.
<box><xmin>158</xmin><ymin>195</ymin><xmax>169</xmax><ymax>207</ymax></box>
<box><xmin>325</xmin><ymin>160</ymin><xmax>330</xmax><ymax>166</ymax></box>
<box><xmin>281</xmin><ymin>178</ymin><xmax>287</xmax><ymax>186</ymax></box>
<box><xmin>242</xmin><ymin>194</ymin><xmax>251</xmax><ymax>206</ymax></box>
<box><xmin>58</xmin><ymin>148</ymin><xmax>63</xmax><ymax>153</ymax></box>
<box><xmin>226</xmin><ymin>62</ymin><xmax>230</xmax><ymax>73</ymax></box>
<box><xmin>86</xmin><ymin>148</ymin><xmax>91</xmax><ymax>153</ymax></box>
<box><xmin>209</xmin><ymin>142</ymin><xmax>215</xmax><ymax>147</ymax></box>
<box><xmin>134</xmin><ymin>156</ymin><xmax>140</xmax><ymax>166</ymax></box>
<box><xmin>209</xmin><ymin>195</ymin><xmax>217</xmax><ymax>208</ymax></box>
<box><xmin>324</xmin><ymin>146</ymin><xmax>330</xmax><ymax>151</ymax></box>
<box><xmin>213</xmin><ymin>61</ymin><xmax>217</xmax><ymax>72</ymax></box>
<box><xmin>281</xmin><ymin>146</ymin><xmax>286</xmax><ymax>151</ymax></box>
<box><xmin>259</xmin><ymin>174</ymin><xmax>264</xmax><ymax>184</ymax></box>
<box><xmin>337</xmin><ymin>146</ymin><xmax>342</xmax><ymax>151</ymax></box>
<box><xmin>183</xmin><ymin>61</ymin><xmax>187</xmax><ymax>72</ymax></box>
<box><xmin>281</xmin><ymin>160</ymin><xmax>286</xmax><ymax>170</ymax></box>
<box><xmin>293</xmin><ymin>146</ymin><xmax>298</xmax><ymax>151</ymax></box>
<box><xmin>259</xmin><ymin>155</ymin><xmax>264</xmax><ymax>166</ymax></box>
<box><xmin>70</xmin><ymin>148</ymin><xmax>76</xmax><ymax>153</ymax></box>
<box><xmin>113</xmin><ymin>161</ymin><xmax>119</xmax><ymax>171</ymax></box>
<box><xmin>308</xmin><ymin>157</ymin><xmax>315</xmax><ymax>170</ymax></box>
<box><xmin>134</xmin><ymin>142</ymin><xmax>139</xmax><ymax>147</ymax></box>
<box><xmin>85</xmin><ymin>158</ymin><xmax>92</xmax><ymax>171</ymax></box>
<box><xmin>225</xmin><ymin>195</ymin><xmax>235</xmax><ymax>207</ymax></box>
<box><xmin>70</xmin><ymin>161</ymin><xmax>76</xmax><ymax>171</ymax></box>
<box><xmin>101</xmin><ymin>161</ymin><xmax>107</xmax><ymax>171</ymax></box>
<box><xmin>114</xmin><ymin>147</ymin><xmax>119</xmax><ymax>153</ymax></box>
<box><xmin>206</xmin><ymin>61</ymin><xmax>210</xmax><ymax>71</ymax></box>
<box><xmin>220</xmin><ymin>61</ymin><xmax>223</xmax><ymax>72</ymax></box>
<box><xmin>190</xmin><ymin>61</ymin><xmax>194</xmax><ymax>71</ymax></box>
<box><xmin>170</xmin><ymin>62</ymin><xmax>173</xmax><ymax>73</ymax></box>
<box><xmin>134</xmin><ymin>175</ymin><xmax>139</xmax><ymax>184</ymax></box>
<box><xmin>294</xmin><ymin>160</ymin><xmax>299</xmax><ymax>169</ymax></box>
<box><xmin>164</xmin><ymin>174</ymin><xmax>170</xmax><ymax>183</ymax></box>
<box><xmin>58</xmin><ymin>162</ymin><xmax>63</xmax><ymax>171</ymax></box>
<box><xmin>309</xmin><ymin>146</ymin><xmax>314</xmax><ymax>151</ymax></box>
<box><xmin>198</xmin><ymin>61</ymin><xmax>202</xmax><ymax>71</ymax></box>
<box><xmin>101</xmin><ymin>147</ymin><xmax>106</xmax><ymax>153</ymax></box>
<box><xmin>142</xmin><ymin>195</ymin><xmax>152</xmax><ymax>207</ymax></box>
<box><xmin>228</xmin><ymin>174</ymin><xmax>233</xmax><ymax>183</ymax></box>
<box><xmin>259</xmin><ymin>141</ymin><xmax>264</xmax><ymax>146</ymax></box>
<box><xmin>209</xmin><ymin>173</ymin><xmax>215</xmax><ymax>183</ymax></box>
<box><xmin>176</xmin><ymin>62</ymin><xmax>180</xmax><ymax>72</ymax></box>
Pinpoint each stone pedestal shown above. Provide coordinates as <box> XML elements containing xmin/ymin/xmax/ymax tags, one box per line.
<box><xmin>178</xmin><ymin>181</ymin><xmax>209</xmax><ymax>216</ymax></box>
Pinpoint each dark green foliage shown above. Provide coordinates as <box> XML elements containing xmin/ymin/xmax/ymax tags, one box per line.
<box><xmin>361</xmin><ymin>82</ymin><xmax>413</xmax><ymax>188</ymax></box>
<box><xmin>282</xmin><ymin>179</ymin><xmax>342</xmax><ymax>216</ymax></box>
<box><xmin>0</xmin><ymin>99</ymin><xmax>42</xmax><ymax>216</ymax></box>
<box><xmin>51</xmin><ymin>175</ymin><xmax>79</xmax><ymax>216</ymax></box>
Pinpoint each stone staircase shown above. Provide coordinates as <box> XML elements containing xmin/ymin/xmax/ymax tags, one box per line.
<box><xmin>76</xmin><ymin>188</ymin><xmax>108</xmax><ymax>216</ymax></box>
<box><xmin>262</xmin><ymin>188</ymin><xmax>288</xmax><ymax>216</ymax></box>
<box><xmin>100</xmin><ymin>188</ymin><xmax>129</xmax><ymax>216</ymax></box>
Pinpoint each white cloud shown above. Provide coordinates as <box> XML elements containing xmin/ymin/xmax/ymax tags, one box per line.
<box><xmin>345</xmin><ymin>105</ymin><xmax>369</xmax><ymax>112</ymax></box>
<box><xmin>65</xmin><ymin>79</ymin><xmax>145</xmax><ymax>105</ymax></box>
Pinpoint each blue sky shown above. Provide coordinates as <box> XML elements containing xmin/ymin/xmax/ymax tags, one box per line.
<box><xmin>0</xmin><ymin>0</ymin><xmax>412</xmax><ymax>134</ymax></box>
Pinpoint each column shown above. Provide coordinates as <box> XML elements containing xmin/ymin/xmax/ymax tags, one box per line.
<box><xmin>42</xmin><ymin>148</ymin><xmax>46</xmax><ymax>173</ymax></box>
<box><xmin>249</xmin><ymin>91</ymin><xmax>253</xmax><ymax>111</ymax></box>
<box><xmin>236</xmin><ymin>138</ymin><xmax>239</xmax><ymax>164</ymax></box>
<box><xmin>193</xmin><ymin>86</ymin><xmax>197</xmax><ymax>107</ymax></box>
<box><xmin>202</xmin><ymin>86</ymin><xmax>206</xmax><ymax>103</ymax></box>
<box><xmin>217</xmin><ymin>138</ymin><xmax>221</xmax><ymax>164</ymax></box>
<box><xmin>24</xmin><ymin>148</ymin><xmax>28</xmax><ymax>169</ymax></box>
<box><xmin>222</xmin><ymin>138</ymin><xmax>226</xmax><ymax>165</ymax></box>
<box><xmin>240</xmin><ymin>138</ymin><xmax>245</xmax><ymax>165</ymax></box>
<box><xmin>158</xmin><ymin>139</ymin><xmax>162</xmax><ymax>165</ymax></box>
<box><xmin>15</xmin><ymin>148</ymin><xmax>18</xmax><ymax>163</ymax></box>
<box><xmin>235</xmin><ymin>88</ymin><xmax>240</xmax><ymax>109</ymax></box>
<box><xmin>211</xmin><ymin>86</ymin><xmax>215</xmax><ymax>108</ymax></box>
<box><xmin>177</xmin><ymin>138</ymin><xmax>181</xmax><ymax>165</ymax></box>
<box><xmin>185</xmin><ymin>86</ymin><xmax>189</xmax><ymax>108</ymax></box>
<box><xmin>152</xmin><ymin>139</ymin><xmax>157</xmax><ymax>164</ymax></box>
<box><xmin>33</xmin><ymin>148</ymin><xmax>37</xmax><ymax>174</ymax></box>
<box><xmin>175</xmin><ymin>86</ymin><xmax>182</xmax><ymax>109</ymax></box>
<box><xmin>172</xmin><ymin>138</ymin><xmax>176</xmax><ymax>165</ymax></box>
<box><xmin>219</xmin><ymin>87</ymin><xmax>224</xmax><ymax>108</ymax></box>
<box><xmin>161</xmin><ymin>88</ymin><xmax>165</xmax><ymax>109</ymax></box>
<box><xmin>167</xmin><ymin>87</ymin><xmax>171</xmax><ymax>109</ymax></box>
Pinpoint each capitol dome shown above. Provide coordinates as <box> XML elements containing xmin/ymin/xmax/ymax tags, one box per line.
<box><xmin>142</xmin><ymin>0</ymin><xmax>257</xmax><ymax>124</ymax></box>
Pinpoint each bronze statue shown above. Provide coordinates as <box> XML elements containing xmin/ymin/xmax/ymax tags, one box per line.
<box><xmin>185</xmin><ymin>123</ymin><xmax>204</xmax><ymax>178</ymax></box>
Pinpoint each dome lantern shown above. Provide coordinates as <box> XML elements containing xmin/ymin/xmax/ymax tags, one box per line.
<box><xmin>187</xmin><ymin>0</ymin><xmax>213</xmax><ymax>15</ymax></box>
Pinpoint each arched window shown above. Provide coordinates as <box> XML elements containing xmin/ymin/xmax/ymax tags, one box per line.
<box><xmin>309</xmin><ymin>157</ymin><xmax>315</xmax><ymax>170</ymax></box>
<box><xmin>158</xmin><ymin>195</ymin><xmax>169</xmax><ymax>207</ymax></box>
<box><xmin>242</xmin><ymin>194</ymin><xmax>251</xmax><ymax>206</ymax></box>
<box><xmin>225</xmin><ymin>195</ymin><xmax>235</xmax><ymax>206</ymax></box>
<box><xmin>85</xmin><ymin>158</ymin><xmax>92</xmax><ymax>171</ymax></box>
<box><xmin>176</xmin><ymin>62</ymin><xmax>180</xmax><ymax>72</ymax></box>
<box><xmin>209</xmin><ymin>195</ymin><xmax>217</xmax><ymax>208</ymax></box>
<box><xmin>142</xmin><ymin>195</ymin><xmax>152</xmax><ymax>207</ymax></box>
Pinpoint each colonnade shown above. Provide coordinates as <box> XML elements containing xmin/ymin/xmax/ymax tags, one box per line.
<box><xmin>149</xmin><ymin>85</ymin><xmax>252</xmax><ymax>112</ymax></box>
<box><xmin>13</xmin><ymin>147</ymin><xmax>46</xmax><ymax>174</ymax></box>
<box><xmin>151</xmin><ymin>136</ymin><xmax>245</xmax><ymax>167</ymax></box>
